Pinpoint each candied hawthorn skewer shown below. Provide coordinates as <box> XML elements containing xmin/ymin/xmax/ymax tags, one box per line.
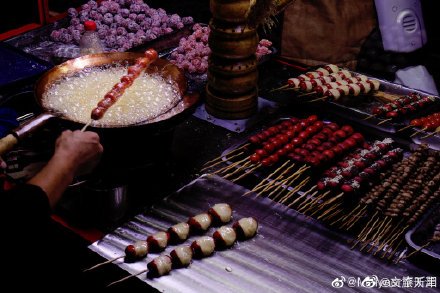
<box><xmin>90</xmin><ymin>49</ymin><xmax>158</xmax><ymax>121</ymax></box>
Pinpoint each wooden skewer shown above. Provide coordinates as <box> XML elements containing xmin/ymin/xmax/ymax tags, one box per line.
<box><xmin>373</xmin><ymin>218</ymin><xmax>404</xmax><ymax>255</ymax></box>
<box><xmin>308</xmin><ymin>96</ymin><xmax>328</xmax><ymax>103</ymax></box>
<box><xmin>377</xmin><ymin>118</ymin><xmax>392</xmax><ymax>125</ymax></box>
<box><xmin>284</xmin><ymin>185</ymin><xmax>317</xmax><ymax>210</ymax></box>
<box><xmin>107</xmin><ymin>269</ymin><xmax>147</xmax><ymax>287</ymax></box>
<box><xmin>203</xmin><ymin>143</ymin><xmax>250</xmax><ymax>167</ymax></box>
<box><xmin>419</xmin><ymin>130</ymin><xmax>440</xmax><ymax>140</ymax></box>
<box><xmin>223</xmin><ymin>161</ymin><xmax>252</xmax><ymax>179</ymax></box>
<box><xmin>231</xmin><ymin>164</ymin><xmax>261</xmax><ymax>183</ymax></box>
<box><xmin>277</xmin><ymin>176</ymin><xmax>309</xmax><ymax>204</ymax></box>
<box><xmin>81</xmin><ymin>120</ymin><xmax>92</xmax><ymax>132</ymax></box>
<box><xmin>214</xmin><ymin>157</ymin><xmax>248</xmax><ymax>175</ymax></box>
<box><xmin>83</xmin><ymin>255</ymin><xmax>125</xmax><ymax>272</ymax></box>
<box><xmin>388</xmin><ymin>238</ymin><xmax>404</xmax><ymax>261</ymax></box>
<box><xmin>297</xmin><ymin>91</ymin><xmax>316</xmax><ymax>97</ymax></box>
<box><xmin>410</xmin><ymin>127</ymin><xmax>427</xmax><ymax>138</ymax></box>
<box><xmin>317</xmin><ymin>203</ymin><xmax>342</xmax><ymax>221</ymax></box>
<box><xmin>200</xmin><ymin>151</ymin><xmax>244</xmax><ymax>172</ymax></box>
<box><xmin>359</xmin><ymin>216</ymin><xmax>390</xmax><ymax>252</ymax></box>
<box><xmin>363</xmin><ymin>114</ymin><xmax>377</xmax><ymax>120</ymax></box>
<box><xmin>397</xmin><ymin>125</ymin><xmax>413</xmax><ymax>132</ymax></box>
<box><xmin>269</xmin><ymin>84</ymin><xmax>290</xmax><ymax>92</ymax></box>
<box><xmin>404</xmin><ymin>241</ymin><xmax>431</xmax><ymax>260</ymax></box>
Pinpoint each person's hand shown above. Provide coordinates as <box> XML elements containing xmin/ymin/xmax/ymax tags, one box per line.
<box><xmin>27</xmin><ymin>129</ymin><xmax>103</xmax><ymax>208</ymax></box>
<box><xmin>52</xmin><ymin>130</ymin><xmax>104</xmax><ymax>177</ymax></box>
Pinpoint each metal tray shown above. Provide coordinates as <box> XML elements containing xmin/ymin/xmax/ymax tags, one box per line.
<box><xmin>261</xmin><ymin>66</ymin><xmax>439</xmax><ymax>134</ymax></box>
<box><xmin>89</xmin><ymin>174</ymin><xmax>435</xmax><ymax>293</ymax></box>
<box><xmin>405</xmin><ymin>204</ymin><xmax>440</xmax><ymax>263</ymax></box>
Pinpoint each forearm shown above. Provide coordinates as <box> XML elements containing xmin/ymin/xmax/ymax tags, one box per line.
<box><xmin>27</xmin><ymin>153</ymin><xmax>76</xmax><ymax>209</ymax></box>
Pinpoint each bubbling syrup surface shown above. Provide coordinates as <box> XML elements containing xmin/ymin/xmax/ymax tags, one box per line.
<box><xmin>43</xmin><ymin>64</ymin><xmax>180</xmax><ymax>126</ymax></box>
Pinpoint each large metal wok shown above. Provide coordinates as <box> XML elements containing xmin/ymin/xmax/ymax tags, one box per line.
<box><xmin>0</xmin><ymin>52</ymin><xmax>199</xmax><ymax>155</ymax></box>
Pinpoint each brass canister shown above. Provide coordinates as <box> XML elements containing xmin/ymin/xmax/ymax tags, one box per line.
<box><xmin>208</xmin><ymin>55</ymin><xmax>258</xmax><ymax>94</ymax></box>
<box><xmin>208</xmin><ymin>20</ymin><xmax>258</xmax><ymax>60</ymax></box>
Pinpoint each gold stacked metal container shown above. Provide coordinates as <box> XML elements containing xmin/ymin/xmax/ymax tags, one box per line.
<box><xmin>207</xmin><ymin>0</ymin><xmax>259</xmax><ymax>119</ymax></box>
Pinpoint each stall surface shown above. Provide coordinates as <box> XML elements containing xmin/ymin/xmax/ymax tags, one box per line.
<box><xmin>89</xmin><ymin>174</ymin><xmax>437</xmax><ymax>292</ymax></box>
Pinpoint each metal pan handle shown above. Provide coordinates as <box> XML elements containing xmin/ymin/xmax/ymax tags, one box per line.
<box><xmin>0</xmin><ymin>112</ymin><xmax>56</xmax><ymax>156</ymax></box>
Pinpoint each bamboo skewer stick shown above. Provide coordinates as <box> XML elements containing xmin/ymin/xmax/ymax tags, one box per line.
<box><xmin>410</xmin><ymin>127</ymin><xmax>427</xmax><ymax>138</ymax></box>
<box><xmin>403</xmin><ymin>242</ymin><xmax>431</xmax><ymax>260</ymax></box>
<box><xmin>332</xmin><ymin>204</ymin><xmax>360</xmax><ymax>227</ymax></box>
<box><xmin>200</xmin><ymin>151</ymin><xmax>244</xmax><ymax>172</ymax></box>
<box><xmin>297</xmin><ymin>91</ymin><xmax>316</xmax><ymax>97</ymax></box>
<box><xmin>231</xmin><ymin>164</ymin><xmax>261</xmax><ymax>182</ymax></box>
<box><xmin>345</xmin><ymin>207</ymin><xmax>369</xmax><ymax>230</ymax></box>
<box><xmin>83</xmin><ymin>255</ymin><xmax>125</xmax><ymax>272</ymax></box>
<box><xmin>373</xmin><ymin>218</ymin><xmax>404</xmax><ymax>255</ymax></box>
<box><xmin>367</xmin><ymin>217</ymin><xmax>394</xmax><ymax>253</ymax></box>
<box><xmin>214</xmin><ymin>157</ymin><xmax>248</xmax><ymax>175</ymax></box>
<box><xmin>363</xmin><ymin>114</ymin><xmax>377</xmax><ymax>120</ymax></box>
<box><xmin>284</xmin><ymin>185</ymin><xmax>317</xmax><ymax>210</ymax></box>
<box><xmin>203</xmin><ymin>143</ymin><xmax>250</xmax><ymax>166</ymax></box>
<box><xmin>351</xmin><ymin>214</ymin><xmax>379</xmax><ymax>249</ymax></box>
<box><xmin>308</xmin><ymin>96</ymin><xmax>328</xmax><ymax>103</ymax></box>
<box><xmin>269</xmin><ymin>84</ymin><xmax>291</xmax><ymax>92</ymax></box>
<box><xmin>388</xmin><ymin>238</ymin><xmax>404</xmax><ymax>261</ymax></box>
<box><xmin>277</xmin><ymin>173</ymin><xmax>309</xmax><ymax>203</ymax></box>
<box><xmin>304</xmin><ymin>192</ymin><xmax>343</xmax><ymax>218</ymax></box>
<box><xmin>359</xmin><ymin>216</ymin><xmax>389</xmax><ymax>252</ymax></box>
<box><xmin>277</xmin><ymin>176</ymin><xmax>309</xmax><ymax>204</ymax></box>
<box><xmin>223</xmin><ymin>161</ymin><xmax>252</xmax><ymax>179</ymax></box>
<box><xmin>81</xmin><ymin>120</ymin><xmax>92</xmax><ymax>132</ymax></box>
<box><xmin>306</xmin><ymin>193</ymin><xmax>344</xmax><ymax>219</ymax></box>
<box><xmin>419</xmin><ymin>130</ymin><xmax>440</xmax><ymax>139</ymax></box>
<box><xmin>319</xmin><ymin>205</ymin><xmax>343</xmax><ymax>222</ymax></box>
<box><xmin>298</xmin><ymin>191</ymin><xmax>330</xmax><ymax>213</ymax></box>
<box><xmin>397</xmin><ymin>125</ymin><xmax>413</xmax><ymax>132</ymax></box>
<box><xmin>377</xmin><ymin>118</ymin><xmax>392</xmax><ymax>125</ymax></box>
<box><xmin>335</xmin><ymin>204</ymin><xmax>363</xmax><ymax>228</ymax></box>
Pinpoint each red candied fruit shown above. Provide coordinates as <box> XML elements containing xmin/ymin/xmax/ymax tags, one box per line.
<box><xmin>341</xmin><ymin>185</ymin><xmax>354</xmax><ymax>193</ymax></box>
<box><xmin>341</xmin><ymin>125</ymin><xmax>354</xmax><ymax>136</ymax></box>
<box><xmin>344</xmin><ymin>138</ymin><xmax>357</xmax><ymax>148</ymax></box>
<box><xmin>326</xmin><ymin>123</ymin><xmax>339</xmax><ymax>131</ymax></box>
<box><xmin>268</xmin><ymin>154</ymin><xmax>279</xmax><ymax>163</ymax></box>
<box><xmin>322</xmin><ymin>150</ymin><xmax>335</xmax><ymax>160</ymax></box>
<box><xmin>250</xmin><ymin>153</ymin><xmax>261</xmax><ymax>163</ymax></box>
<box><xmin>307</xmin><ymin>115</ymin><xmax>318</xmax><ymax>123</ymax></box>
<box><xmin>283</xmin><ymin>143</ymin><xmax>295</xmax><ymax>153</ymax></box>
<box><xmin>288</xmin><ymin>153</ymin><xmax>304</xmax><ymax>162</ymax></box>
<box><xmin>313</xmin><ymin>121</ymin><xmax>324</xmax><ymax>130</ymax></box>
<box><xmin>333</xmin><ymin>130</ymin><xmax>347</xmax><ymax>140</ymax></box>
<box><xmin>291</xmin><ymin>137</ymin><xmax>303</xmax><ymax>146</ymax></box>
<box><xmin>255</xmin><ymin>149</ymin><xmax>267</xmax><ymax>157</ymax></box>
<box><xmin>260</xmin><ymin>158</ymin><xmax>272</xmax><ymax>166</ymax></box>
<box><xmin>298</xmin><ymin>131</ymin><xmax>310</xmax><ymax>140</ymax></box>
<box><xmin>248</xmin><ymin>136</ymin><xmax>260</xmax><ymax>144</ymax></box>
<box><xmin>276</xmin><ymin>148</ymin><xmax>288</xmax><ymax>157</ymax></box>
<box><xmin>351</xmin><ymin>133</ymin><xmax>364</xmax><ymax>143</ymax></box>
<box><xmin>263</xmin><ymin>143</ymin><xmax>275</xmax><ymax>153</ymax></box>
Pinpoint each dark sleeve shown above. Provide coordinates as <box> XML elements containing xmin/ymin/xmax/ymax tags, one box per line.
<box><xmin>1</xmin><ymin>184</ymin><xmax>51</xmax><ymax>237</ymax></box>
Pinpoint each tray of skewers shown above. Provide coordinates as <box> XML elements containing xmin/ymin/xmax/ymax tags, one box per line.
<box><xmin>395</xmin><ymin>109</ymin><xmax>440</xmax><ymax>151</ymax></box>
<box><xmin>202</xmin><ymin>114</ymin><xmax>440</xmax><ymax>261</ymax></box>
<box><xmin>267</xmin><ymin>64</ymin><xmax>440</xmax><ymax>134</ymax></box>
